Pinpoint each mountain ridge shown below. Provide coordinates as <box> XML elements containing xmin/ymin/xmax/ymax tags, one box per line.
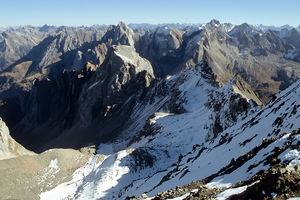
<box><xmin>0</xmin><ymin>20</ymin><xmax>299</xmax><ymax>199</ymax></box>
<box><xmin>1</xmin><ymin>20</ymin><xmax>300</xmax><ymax>151</ymax></box>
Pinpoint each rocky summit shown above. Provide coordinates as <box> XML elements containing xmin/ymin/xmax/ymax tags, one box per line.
<box><xmin>0</xmin><ymin>20</ymin><xmax>299</xmax><ymax>200</ymax></box>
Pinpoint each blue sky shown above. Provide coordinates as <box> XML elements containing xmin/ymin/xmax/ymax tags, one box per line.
<box><xmin>1</xmin><ymin>0</ymin><xmax>299</xmax><ymax>27</ymax></box>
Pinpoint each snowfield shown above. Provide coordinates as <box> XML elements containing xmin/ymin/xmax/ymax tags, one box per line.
<box><xmin>41</xmin><ymin>65</ymin><xmax>300</xmax><ymax>200</ymax></box>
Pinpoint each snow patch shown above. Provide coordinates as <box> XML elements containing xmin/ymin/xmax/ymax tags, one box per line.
<box><xmin>48</xmin><ymin>158</ymin><xmax>59</xmax><ymax>169</ymax></box>
<box><xmin>150</xmin><ymin>112</ymin><xmax>173</xmax><ymax>124</ymax></box>
<box><xmin>279</xmin><ymin>149</ymin><xmax>300</xmax><ymax>167</ymax></box>
<box><xmin>37</xmin><ymin>159</ymin><xmax>60</xmax><ymax>186</ymax></box>
<box><xmin>215</xmin><ymin>181</ymin><xmax>259</xmax><ymax>200</ymax></box>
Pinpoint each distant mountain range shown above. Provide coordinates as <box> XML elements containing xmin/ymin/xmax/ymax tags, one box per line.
<box><xmin>0</xmin><ymin>20</ymin><xmax>299</xmax><ymax>199</ymax></box>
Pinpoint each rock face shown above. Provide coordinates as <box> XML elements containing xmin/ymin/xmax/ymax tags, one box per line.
<box><xmin>136</xmin><ymin>25</ymin><xmax>184</xmax><ymax>76</ymax></box>
<box><xmin>0</xmin><ymin>43</ymin><xmax>155</xmax><ymax>151</ymax></box>
<box><xmin>0</xmin><ymin>117</ymin><xmax>33</xmax><ymax>160</ymax></box>
<box><xmin>78</xmin><ymin>44</ymin><xmax>154</xmax><ymax>125</ymax></box>
<box><xmin>231</xmin><ymin>74</ymin><xmax>263</xmax><ymax>106</ymax></box>
<box><xmin>54</xmin><ymin>44</ymin><xmax>154</xmax><ymax>149</ymax></box>
<box><xmin>2</xmin><ymin>66</ymin><xmax>95</xmax><ymax>150</ymax></box>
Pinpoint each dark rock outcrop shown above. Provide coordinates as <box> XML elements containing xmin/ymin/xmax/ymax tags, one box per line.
<box><xmin>0</xmin><ymin>43</ymin><xmax>155</xmax><ymax>151</ymax></box>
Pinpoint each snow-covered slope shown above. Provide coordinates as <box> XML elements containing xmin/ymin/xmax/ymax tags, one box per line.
<box><xmin>40</xmin><ymin>60</ymin><xmax>300</xmax><ymax>199</ymax></box>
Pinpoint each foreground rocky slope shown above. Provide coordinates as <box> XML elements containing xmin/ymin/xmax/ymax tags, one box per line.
<box><xmin>40</xmin><ymin>64</ymin><xmax>300</xmax><ymax>199</ymax></box>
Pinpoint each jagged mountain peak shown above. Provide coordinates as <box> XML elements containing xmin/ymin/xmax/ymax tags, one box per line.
<box><xmin>111</xmin><ymin>45</ymin><xmax>154</xmax><ymax>75</ymax></box>
<box><xmin>229</xmin><ymin>22</ymin><xmax>262</xmax><ymax>36</ymax></box>
<box><xmin>106</xmin><ymin>44</ymin><xmax>154</xmax><ymax>83</ymax></box>
<box><xmin>154</xmin><ymin>24</ymin><xmax>183</xmax><ymax>36</ymax></box>
<box><xmin>39</xmin><ymin>24</ymin><xmax>56</xmax><ymax>32</ymax></box>
<box><xmin>0</xmin><ymin>27</ymin><xmax>105</xmax><ymax>91</ymax></box>
<box><xmin>117</xmin><ymin>21</ymin><xmax>129</xmax><ymax>31</ymax></box>
<box><xmin>153</xmin><ymin>25</ymin><xmax>184</xmax><ymax>50</ymax></box>
<box><xmin>72</xmin><ymin>43</ymin><xmax>155</xmax><ymax>136</ymax></box>
<box><xmin>102</xmin><ymin>21</ymin><xmax>136</xmax><ymax>46</ymax></box>
<box><xmin>208</xmin><ymin>19</ymin><xmax>221</xmax><ymax>27</ymax></box>
<box><xmin>280</xmin><ymin>27</ymin><xmax>300</xmax><ymax>39</ymax></box>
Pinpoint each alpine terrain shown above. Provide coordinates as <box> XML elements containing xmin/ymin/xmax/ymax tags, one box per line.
<box><xmin>0</xmin><ymin>20</ymin><xmax>299</xmax><ymax>200</ymax></box>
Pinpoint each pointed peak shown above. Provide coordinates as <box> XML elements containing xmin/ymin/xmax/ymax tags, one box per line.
<box><xmin>39</xmin><ymin>24</ymin><xmax>54</xmax><ymax>32</ymax></box>
<box><xmin>229</xmin><ymin>23</ymin><xmax>262</xmax><ymax>36</ymax></box>
<box><xmin>240</xmin><ymin>22</ymin><xmax>251</xmax><ymax>27</ymax></box>
<box><xmin>205</xmin><ymin>19</ymin><xmax>221</xmax><ymax>30</ymax></box>
<box><xmin>240</xmin><ymin>23</ymin><xmax>259</xmax><ymax>31</ymax></box>
<box><xmin>117</xmin><ymin>21</ymin><xmax>129</xmax><ymax>30</ymax></box>
<box><xmin>102</xmin><ymin>21</ymin><xmax>135</xmax><ymax>46</ymax></box>
<box><xmin>118</xmin><ymin>21</ymin><xmax>126</xmax><ymax>26</ymax></box>
<box><xmin>290</xmin><ymin>27</ymin><xmax>300</xmax><ymax>34</ymax></box>
<box><xmin>209</xmin><ymin>19</ymin><xmax>220</xmax><ymax>26</ymax></box>
<box><xmin>106</xmin><ymin>21</ymin><xmax>132</xmax><ymax>33</ymax></box>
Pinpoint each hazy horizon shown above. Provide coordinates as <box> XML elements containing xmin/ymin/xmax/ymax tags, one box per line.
<box><xmin>0</xmin><ymin>20</ymin><xmax>299</xmax><ymax>29</ymax></box>
<box><xmin>1</xmin><ymin>0</ymin><xmax>299</xmax><ymax>27</ymax></box>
